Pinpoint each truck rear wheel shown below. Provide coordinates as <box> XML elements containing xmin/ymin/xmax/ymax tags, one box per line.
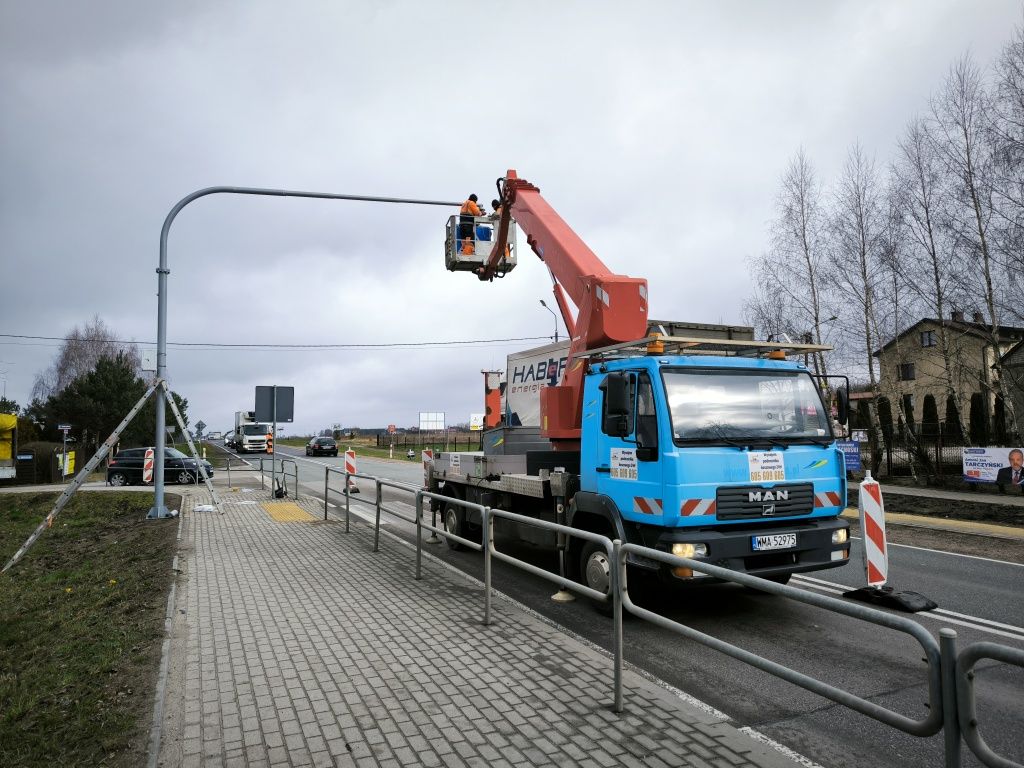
<box><xmin>443</xmin><ymin>501</ymin><xmax>467</xmax><ymax>551</ymax></box>
<box><xmin>580</xmin><ymin>540</ymin><xmax>613</xmax><ymax>615</ymax></box>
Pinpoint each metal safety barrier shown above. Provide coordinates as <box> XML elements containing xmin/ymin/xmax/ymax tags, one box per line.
<box><xmin>956</xmin><ymin>642</ymin><xmax>1024</xmax><ymax>768</ymax></box>
<box><xmin>316</xmin><ymin>469</ymin><xmax>1022</xmax><ymax>768</ymax></box>
<box><xmin>257</xmin><ymin>457</ymin><xmax>298</xmax><ymax>496</ymax></box>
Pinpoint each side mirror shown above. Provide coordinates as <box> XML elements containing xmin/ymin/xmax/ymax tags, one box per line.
<box><xmin>836</xmin><ymin>388</ymin><xmax>849</xmax><ymax>426</ymax></box>
<box><xmin>600</xmin><ymin>372</ymin><xmax>632</xmax><ymax>437</ymax></box>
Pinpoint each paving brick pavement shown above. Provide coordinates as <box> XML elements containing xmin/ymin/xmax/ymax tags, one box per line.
<box><xmin>156</xmin><ymin>483</ymin><xmax>803</xmax><ymax>768</ymax></box>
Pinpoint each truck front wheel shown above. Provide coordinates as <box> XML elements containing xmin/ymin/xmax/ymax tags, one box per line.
<box><xmin>443</xmin><ymin>501</ymin><xmax>466</xmax><ymax>551</ymax></box>
<box><xmin>580</xmin><ymin>541</ymin><xmax>613</xmax><ymax>614</ymax></box>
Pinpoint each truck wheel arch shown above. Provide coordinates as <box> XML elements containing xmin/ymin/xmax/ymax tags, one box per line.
<box><xmin>567</xmin><ymin>492</ymin><xmax>627</xmax><ymax>580</ymax></box>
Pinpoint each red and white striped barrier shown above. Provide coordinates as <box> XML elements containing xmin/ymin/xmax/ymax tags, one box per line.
<box><xmin>344</xmin><ymin>449</ymin><xmax>358</xmax><ymax>493</ymax></box>
<box><xmin>143</xmin><ymin>448</ymin><xmax>155</xmax><ymax>484</ymax></box>
<box><xmin>422</xmin><ymin>448</ymin><xmax>433</xmax><ymax>488</ymax></box>
<box><xmin>842</xmin><ymin>471</ymin><xmax>936</xmax><ymax>612</ymax></box>
<box><xmin>858</xmin><ymin>470</ymin><xmax>888</xmax><ymax>587</ymax></box>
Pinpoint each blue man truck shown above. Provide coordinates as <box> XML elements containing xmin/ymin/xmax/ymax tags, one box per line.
<box><xmin>428</xmin><ymin>170</ymin><xmax>850</xmax><ymax>595</ymax></box>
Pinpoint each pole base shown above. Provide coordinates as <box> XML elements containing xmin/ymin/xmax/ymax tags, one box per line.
<box><xmin>146</xmin><ymin>506</ymin><xmax>178</xmax><ymax>520</ymax></box>
<box><xmin>425</xmin><ymin>534</ymin><xmax>441</xmax><ymax>544</ymax></box>
<box><xmin>551</xmin><ymin>589</ymin><xmax>576</xmax><ymax>603</ymax></box>
<box><xmin>843</xmin><ymin>585</ymin><xmax>937</xmax><ymax>613</ymax></box>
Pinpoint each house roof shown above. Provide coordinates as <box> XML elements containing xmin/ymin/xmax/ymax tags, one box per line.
<box><xmin>874</xmin><ymin>317</ymin><xmax>1024</xmax><ymax>357</ymax></box>
<box><xmin>1001</xmin><ymin>338</ymin><xmax>1024</xmax><ymax>365</ymax></box>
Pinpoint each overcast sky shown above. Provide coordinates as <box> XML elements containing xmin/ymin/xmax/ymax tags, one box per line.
<box><xmin>1</xmin><ymin>0</ymin><xmax>1020</xmax><ymax>436</ymax></box>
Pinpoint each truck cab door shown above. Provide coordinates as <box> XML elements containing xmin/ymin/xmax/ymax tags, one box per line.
<box><xmin>594</xmin><ymin>371</ymin><xmax>664</xmax><ymax>520</ymax></box>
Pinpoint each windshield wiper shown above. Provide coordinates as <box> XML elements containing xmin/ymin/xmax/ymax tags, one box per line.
<box><xmin>746</xmin><ymin>439</ymin><xmax>789</xmax><ymax>450</ymax></box>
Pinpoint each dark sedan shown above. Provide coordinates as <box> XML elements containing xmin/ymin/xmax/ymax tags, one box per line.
<box><xmin>305</xmin><ymin>437</ymin><xmax>338</xmax><ymax>457</ymax></box>
<box><xmin>107</xmin><ymin>447</ymin><xmax>214</xmax><ymax>486</ymax></box>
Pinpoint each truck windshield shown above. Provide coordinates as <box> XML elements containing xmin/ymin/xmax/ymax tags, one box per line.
<box><xmin>663</xmin><ymin>369</ymin><xmax>832</xmax><ymax>443</ymax></box>
<box><xmin>242</xmin><ymin>425</ymin><xmax>268</xmax><ymax>436</ymax></box>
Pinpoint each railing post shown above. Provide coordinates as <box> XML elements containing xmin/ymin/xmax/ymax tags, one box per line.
<box><xmin>940</xmin><ymin>628</ymin><xmax>961</xmax><ymax>768</ymax></box>
<box><xmin>415</xmin><ymin>492</ymin><xmax>423</xmax><ymax>580</ymax></box>
<box><xmin>483</xmin><ymin>507</ymin><xmax>492</xmax><ymax>626</ymax></box>
<box><xmin>344</xmin><ymin>472</ymin><xmax>350</xmax><ymax>534</ymax></box>
<box><xmin>612</xmin><ymin>539</ymin><xmax>624</xmax><ymax>713</ymax></box>
<box><xmin>373</xmin><ymin>479</ymin><xmax>382</xmax><ymax>553</ymax></box>
<box><xmin>323</xmin><ymin>466</ymin><xmax>329</xmax><ymax>520</ymax></box>
<box><xmin>260</xmin><ymin>458</ymin><xmax>265</xmax><ymax>490</ymax></box>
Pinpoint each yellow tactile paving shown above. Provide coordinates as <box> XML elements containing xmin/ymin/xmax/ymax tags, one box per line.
<box><xmin>261</xmin><ymin>501</ymin><xmax>316</xmax><ymax>522</ymax></box>
<box><xmin>842</xmin><ymin>507</ymin><xmax>1024</xmax><ymax>539</ymax></box>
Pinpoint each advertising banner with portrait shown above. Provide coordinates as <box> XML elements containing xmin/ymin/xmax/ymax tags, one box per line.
<box><xmin>962</xmin><ymin>446</ymin><xmax>1024</xmax><ymax>485</ymax></box>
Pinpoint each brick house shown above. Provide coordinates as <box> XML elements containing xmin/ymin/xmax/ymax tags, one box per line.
<box><xmin>874</xmin><ymin>311</ymin><xmax>1024</xmax><ymax>438</ymax></box>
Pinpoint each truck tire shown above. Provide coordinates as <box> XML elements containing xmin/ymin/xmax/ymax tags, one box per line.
<box><xmin>579</xmin><ymin>540</ymin><xmax>614</xmax><ymax>615</ymax></box>
<box><xmin>443</xmin><ymin>500</ymin><xmax>467</xmax><ymax>551</ymax></box>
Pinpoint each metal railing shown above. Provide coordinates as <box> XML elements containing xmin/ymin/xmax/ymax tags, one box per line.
<box><xmin>956</xmin><ymin>642</ymin><xmax>1024</xmax><ymax>768</ymax></box>
<box><xmin>317</xmin><ymin>467</ymin><xmax>1021</xmax><ymax>768</ymax></box>
<box><xmin>257</xmin><ymin>457</ymin><xmax>298</xmax><ymax>496</ymax></box>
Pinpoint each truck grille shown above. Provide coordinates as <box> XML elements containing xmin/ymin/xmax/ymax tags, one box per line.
<box><xmin>715</xmin><ymin>483</ymin><xmax>813</xmax><ymax>521</ymax></box>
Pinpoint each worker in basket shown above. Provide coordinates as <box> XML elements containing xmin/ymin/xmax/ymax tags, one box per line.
<box><xmin>459</xmin><ymin>194</ymin><xmax>482</xmax><ymax>254</ymax></box>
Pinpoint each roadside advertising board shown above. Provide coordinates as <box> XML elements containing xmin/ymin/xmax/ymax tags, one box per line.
<box><xmin>837</xmin><ymin>440</ymin><xmax>862</xmax><ymax>471</ymax></box>
<box><xmin>962</xmin><ymin>446</ymin><xmax>1024</xmax><ymax>484</ymax></box>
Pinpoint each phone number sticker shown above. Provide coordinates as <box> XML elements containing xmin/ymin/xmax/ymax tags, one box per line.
<box><xmin>611</xmin><ymin>448</ymin><xmax>638</xmax><ymax>480</ymax></box>
<box><xmin>748</xmin><ymin>451</ymin><xmax>786</xmax><ymax>483</ymax></box>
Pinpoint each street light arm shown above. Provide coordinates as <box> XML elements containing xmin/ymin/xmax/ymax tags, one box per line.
<box><xmin>150</xmin><ymin>185</ymin><xmax>463</xmax><ymax>519</ymax></box>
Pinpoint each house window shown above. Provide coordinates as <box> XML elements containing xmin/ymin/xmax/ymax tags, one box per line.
<box><xmin>920</xmin><ymin>330</ymin><xmax>936</xmax><ymax>348</ymax></box>
<box><xmin>898</xmin><ymin>363</ymin><xmax>916</xmax><ymax>381</ymax></box>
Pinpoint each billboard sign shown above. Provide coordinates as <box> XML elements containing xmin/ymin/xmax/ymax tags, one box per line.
<box><xmin>419</xmin><ymin>412</ymin><xmax>445</xmax><ymax>431</ymax></box>
<box><xmin>469</xmin><ymin>413</ymin><xmax>484</xmax><ymax>431</ymax></box>
<box><xmin>963</xmin><ymin>446</ymin><xmax>1024</xmax><ymax>485</ymax></box>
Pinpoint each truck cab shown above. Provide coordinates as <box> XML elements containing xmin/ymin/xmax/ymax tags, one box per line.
<box><xmin>575</xmin><ymin>354</ymin><xmax>849</xmax><ymax>585</ymax></box>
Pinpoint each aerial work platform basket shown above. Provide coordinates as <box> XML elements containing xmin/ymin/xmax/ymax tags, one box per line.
<box><xmin>445</xmin><ymin>215</ymin><xmax>518</xmax><ymax>276</ymax></box>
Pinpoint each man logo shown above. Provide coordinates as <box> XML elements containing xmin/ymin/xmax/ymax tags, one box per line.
<box><xmin>762</xmin><ymin>504</ymin><xmax>776</xmax><ymax>516</ymax></box>
<box><xmin>748</xmin><ymin>489</ymin><xmax>789</xmax><ymax>502</ymax></box>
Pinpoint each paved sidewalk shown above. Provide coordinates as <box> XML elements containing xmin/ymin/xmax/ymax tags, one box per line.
<box><xmin>156</xmin><ymin>479</ymin><xmax>800</xmax><ymax>768</ymax></box>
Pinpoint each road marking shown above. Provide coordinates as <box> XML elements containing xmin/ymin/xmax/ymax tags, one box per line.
<box><xmin>792</xmin><ymin>575</ymin><xmax>1024</xmax><ymax>642</ymax></box>
<box><xmin>850</xmin><ymin>536</ymin><xmax>1024</xmax><ymax>568</ymax></box>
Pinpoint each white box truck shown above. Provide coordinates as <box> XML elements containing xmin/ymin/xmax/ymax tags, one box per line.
<box><xmin>232</xmin><ymin>411</ymin><xmax>271</xmax><ymax>453</ymax></box>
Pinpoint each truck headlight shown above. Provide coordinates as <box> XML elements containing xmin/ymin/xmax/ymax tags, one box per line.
<box><xmin>671</xmin><ymin>542</ymin><xmax>707</xmax><ymax>558</ymax></box>
<box><xmin>831</xmin><ymin>529</ymin><xmax>848</xmax><ymax>545</ymax></box>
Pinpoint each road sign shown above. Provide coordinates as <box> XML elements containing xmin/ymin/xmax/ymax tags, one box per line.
<box><xmin>387</xmin><ymin>424</ymin><xmax>396</xmax><ymax>434</ymax></box>
<box><xmin>196</xmin><ymin>420</ymin><xmax>206</xmax><ymax>432</ymax></box>
<box><xmin>58</xmin><ymin>423</ymin><xmax>72</xmax><ymax>432</ymax></box>
<box><xmin>256</xmin><ymin>386</ymin><xmax>294</xmax><ymax>423</ymax></box>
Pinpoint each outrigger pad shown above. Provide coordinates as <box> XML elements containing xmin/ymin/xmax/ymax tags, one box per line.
<box><xmin>843</xmin><ymin>585</ymin><xmax>938</xmax><ymax>613</ymax></box>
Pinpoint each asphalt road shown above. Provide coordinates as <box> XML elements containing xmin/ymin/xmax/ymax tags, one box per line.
<box><xmin>224</xmin><ymin>442</ymin><xmax>1024</xmax><ymax>768</ymax></box>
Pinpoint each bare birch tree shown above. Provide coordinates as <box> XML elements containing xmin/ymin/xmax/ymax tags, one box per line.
<box><xmin>892</xmin><ymin>116</ymin><xmax>973</xmax><ymax>442</ymax></box>
<box><xmin>31</xmin><ymin>316</ymin><xmax>141</xmax><ymax>401</ymax></box>
<box><xmin>827</xmin><ymin>143</ymin><xmax>887</xmax><ymax>469</ymax></box>
<box><xmin>746</xmin><ymin>149</ymin><xmax>836</xmax><ymax>380</ymax></box>
<box><xmin>930</xmin><ymin>55</ymin><xmax>1018</xmax><ymax>440</ymax></box>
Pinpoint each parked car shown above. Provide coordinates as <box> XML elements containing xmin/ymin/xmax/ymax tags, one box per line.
<box><xmin>107</xmin><ymin>447</ymin><xmax>214</xmax><ymax>486</ymax></box>
<box><xmin>305</xmin><ymin>437</ymin><xmax>339</xmax><ymax>457</ymax></box>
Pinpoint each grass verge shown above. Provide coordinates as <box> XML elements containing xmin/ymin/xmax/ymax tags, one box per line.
<box><xmin>0</xmin><ymin>491</ymin><xmax>180</xmax><ymax>767</ymax></box>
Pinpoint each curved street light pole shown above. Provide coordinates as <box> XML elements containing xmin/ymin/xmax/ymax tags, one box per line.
<box><xmin>149</xmin><ymin>186</ymin><xmax>461</xmax><ymax>518</ymax></box>
<box><xmin>539</xmin><ymin>299</ymin><xmax>559</xmax><ymax>343</ymax></box>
